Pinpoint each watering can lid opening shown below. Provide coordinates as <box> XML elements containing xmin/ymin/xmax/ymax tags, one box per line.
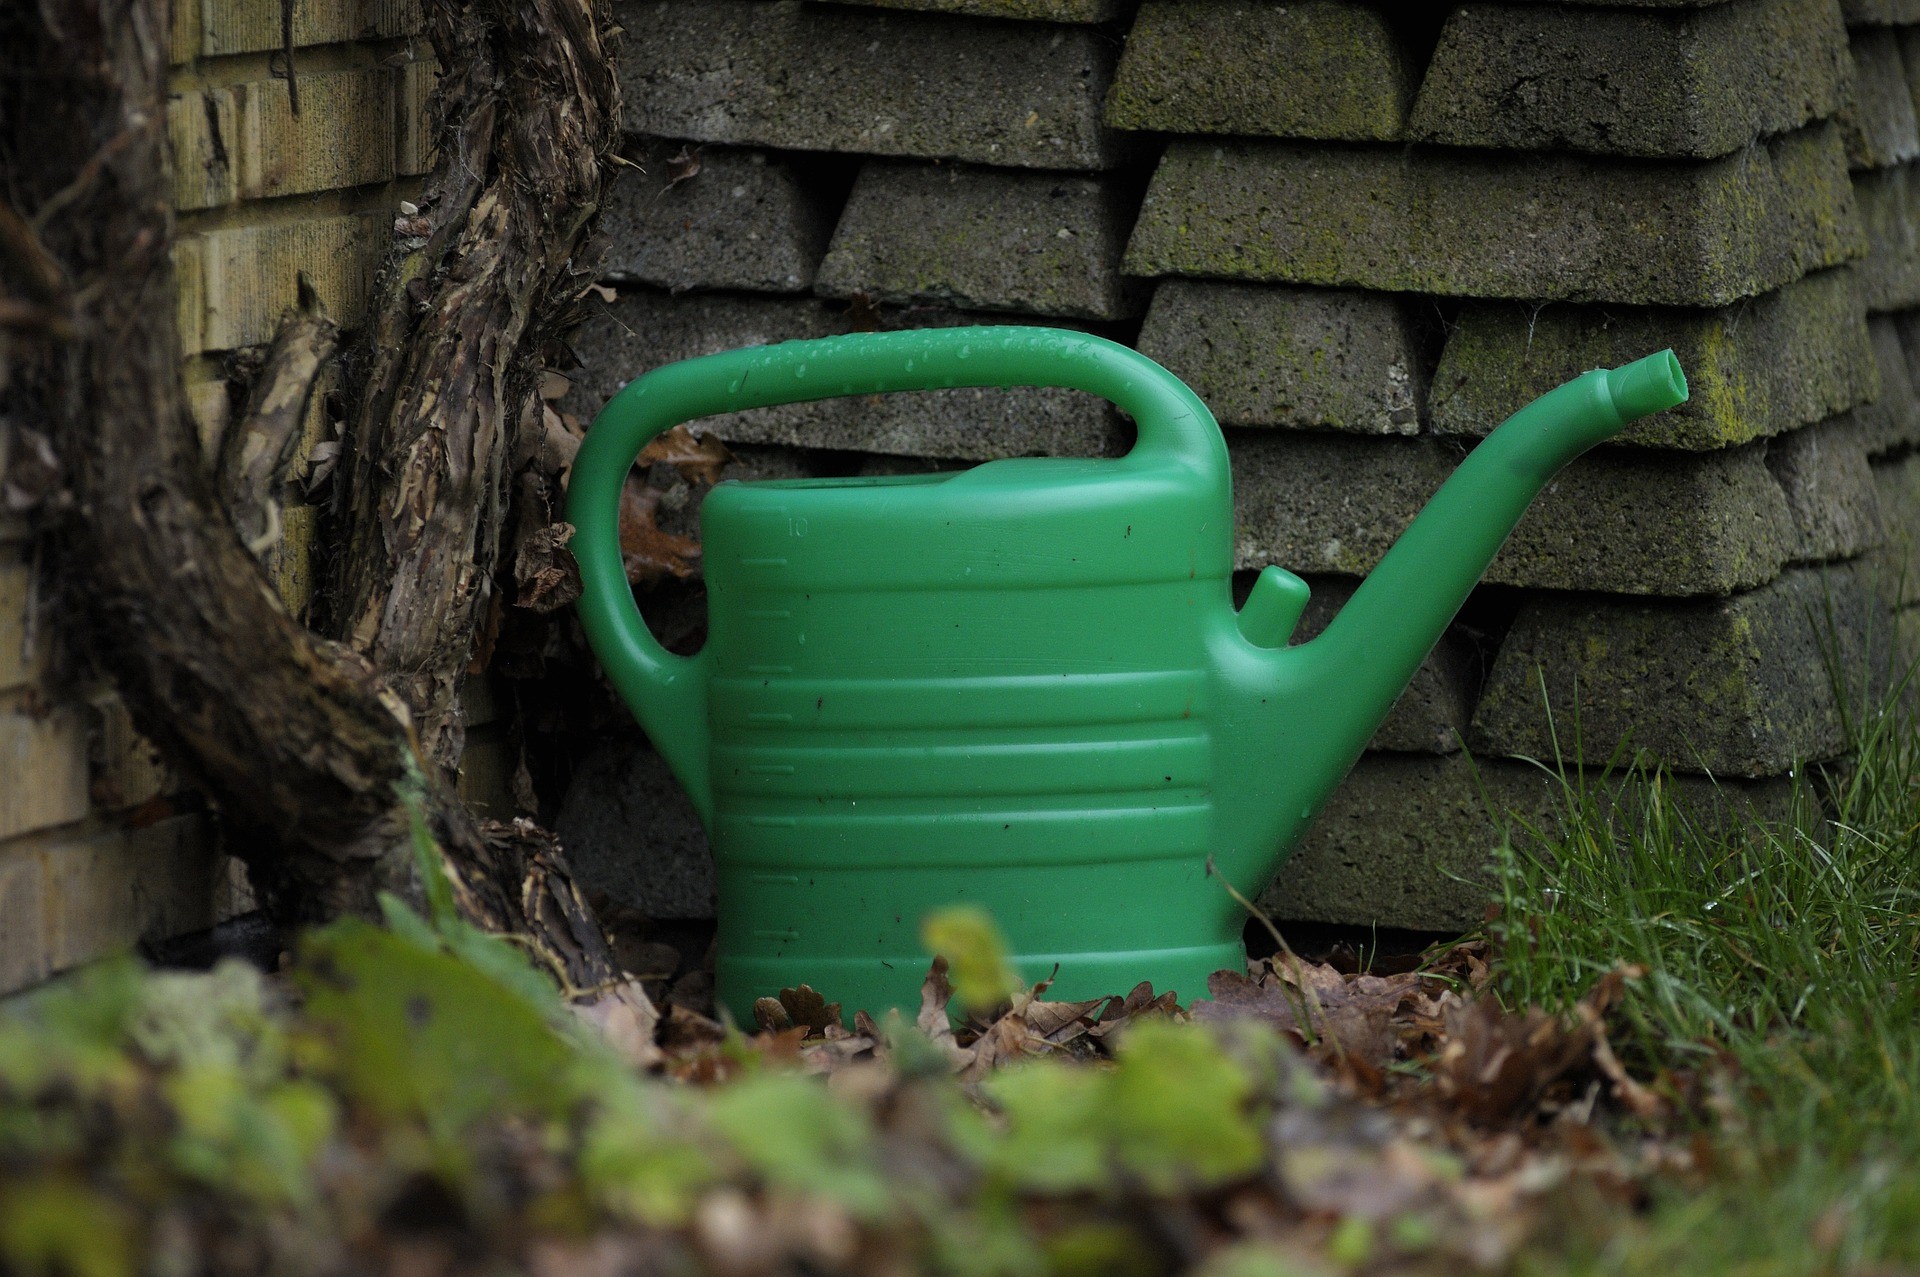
<box><xmin>715</xmin><ymin>455</ymin><xmax>1122</xmax><ymax>498</ymax></box>
<box><xmin>738</xmin><ymin>471</ymin><xmax>959</xmax><ymax>492</ymax></box>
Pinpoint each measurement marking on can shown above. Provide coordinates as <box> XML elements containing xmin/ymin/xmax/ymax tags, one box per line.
<box><xmin>748</xmin><ymin>764</ymin><xmax>797</xmax><ymax>776</ymax></box>
<box><xmin>747</xmin><ymin>712</ymin><xmax>795</xmax><ymax>724</ymax></box>
<box><xmin>750</xmin><ymin>872</ymin><xmax>800</xmax><ymax>882</ymax></box>
<box><xmin>740</xmin><ymin>557</ymin><xmax>790</xmax><ymax>567</ymax></box>
<box><xmin>747</xmin><ymin>664</ymin><xmax>794</xmax><ymax>675</ymax></box>
<box><xmin>749</xmin><ymin>817</ymin><xmax>797</xmax><ymax>829</ymax></box>
<box><xmin>754</xmin><ymin>929</ymin><xmax>801</xmax><ymax>942</ymax></box>
<box><xmin>745</xmin><ymin>609</ymin><xmax>793</xmax><ymax>619</ymax></box>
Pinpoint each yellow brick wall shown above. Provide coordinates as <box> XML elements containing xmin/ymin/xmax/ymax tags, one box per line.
<box><xmin>0</xmin><ymin>0</ymin><xmax>438</xmax><ymax>994</ymax></box>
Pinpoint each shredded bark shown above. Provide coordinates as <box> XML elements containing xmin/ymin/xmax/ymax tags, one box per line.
<box><xmin>219</xmin><ymin>278</ymin><xmax>336</xmax><ymax>559</ymax></box>
<box><xmin>326</xmin><ymin>0</ymin><xmax>619</xmax><ymax>770</ymax></box>
<box><xmin>0</xmin><ymin>0</ymin><xmax>643</xmax><ymax>1022</ymax></box>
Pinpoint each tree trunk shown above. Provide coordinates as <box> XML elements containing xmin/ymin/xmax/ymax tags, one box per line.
<box><xmin>1</xmin><ymin>0</ymin><xmax>649</xmax><ymax>1040</ymax></box>
<box><xmin>327</xmin><ymin>0</ymin><xmax>616</xmax><ymax>772</ymax></box>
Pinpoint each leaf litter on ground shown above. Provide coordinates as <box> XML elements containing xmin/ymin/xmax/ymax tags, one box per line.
<box><xmin>0</xmin><ymin>886</ymin><xmax>1694</xmax><ymax>1277</ymax></box>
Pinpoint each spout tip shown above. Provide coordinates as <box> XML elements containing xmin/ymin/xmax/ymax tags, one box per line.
<box><xmin>1604</xmin><ymin>349</ymin><xmax>1688</xmax><ymax>424</ymax></box>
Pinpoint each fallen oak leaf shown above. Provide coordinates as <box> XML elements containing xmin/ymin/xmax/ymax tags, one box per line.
<box><xmin>914</xmin><ymin>956</ymin><xmax>974</xmax><ymax>1072</ymax></box>
<box><xmin>1432</xmin><ymin>997</ymin><xmax>1598</xmax><ymax>1126</ymax></box>
<box><xmin>1017</xmin><ymin>996</ymin><xmax>1107</xmax><ymax>1049</ymax></box>
<box><xmin>776</xmin><ymin>985</ymin><xmax>841</xmax><ymax>1035</ymax></box>
<box><xmin>637</xmin><ymin>424</ymin><xmax>731</xmax><ymax>487</ymax></box>
<box><xmin>753</xmin><ymin>996</ymin><xmax>792</xmax><ymax>1033</ymax></box>
<box><xmin>1575</xmin><ymin>965</ymin><xmax>1664</xmax><ymax>1119</ymax></box>
<box><xmin>959</xmin><ymin>1012</ymin><xmax>1036</xmax><ymax>1081</ymax></box>
<box><xmin>618</xmin><ymin>472</ymin><xmax>701</xmax><ymax>585</ymax></box>
<box><xmin>1194</xmin><ymin>963</ymin><xmax>1414</xmax><ymax>1073</ymax></box>
<box><xmin>1086</xmin><ymin>980</ymin><xmax>1180</xmax><ymax>1041</ymax></box>
<box><xmin>512</xmin><ymin>519</ymin><xmax>580</xmax><ymax>613</ymax></box>
<box><xmin>1425</xmin><ymin>937</ymin><xmax>1494</xmax><ymax>991</ymax></box>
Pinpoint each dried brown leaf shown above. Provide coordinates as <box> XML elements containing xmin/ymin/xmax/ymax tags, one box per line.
<box><xmin>512</xmin><ymin>518</ymin><xmax>581</xmax><ymax>613</ymax></box>
<box><xmin>1087</xmin><ymin>981</ymin><xmax>1180</xmax><ymax>1040</ymax></box>
<box><xmin>572</xmin><ymin>980</ymin><xmax>662</xmax><ymax>1071</ymax></box>
<box><xmin>1017</xmin><ymin>997</ymin><xmax>1107</xmax><ymax>1048</ymax></box>
<box><xmin>776</xmin><ymin>985</ymin><xmax>841</xmax><ymax>1035</ymax></box>
<box><xmin>1194</xmin><ymin>961</ymin><xmax>1416</xmax><ymax>1072</ymax></box>
<box><xmin>663</xmin><ymin>144</ymin><xmax>702</xmax><ymax>189</ymax></box>
<box><xmin>753</xmin><ymin>996</ymin><xmax>793</xmax><ymax>1034</ymax></box>
<box><xmin>916</xmin><ymin>956</ymin><xmax>974</xmax><ymax>1071</ymax></box>
<box><xmin>959</xmin><ymin>1013</ymin><xmax>1035</xmax><ymax>1081</ymax></box>
<box><xmin>618</xmin><ymin>473</ymin><xmax>701</xmax><ymax>586</ymax></box>
<box><xmin>638</xmin><ymin>424</ymin><xmax>732</xmax><ymax>487</ymax></box>
<box><xmin>1433</xmin><ymin>997</ymin><xmax>1596</xmax><ymax>1126</ymax></box>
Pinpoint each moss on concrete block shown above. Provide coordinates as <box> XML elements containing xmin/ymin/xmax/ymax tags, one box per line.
<box><xmin>563</xmin><ymin>288</ymin><xmax>1121</xmax><ymax>461</ymax></box>
<box><xmin>600</xmin><ymin>141</ymin><xmax>834</xmax><ymax>294</ymax></box>
<box><xmin>1412</xmin><ymin>0</ymin><xmax>1849</xmax><ymax>160</ymax></box>
<box><xmin>815</xmin><ymin>162</ymin><xmax>1140</xmax><ymax>320</ymax></box>
<box><xmin>832</xmin><ymin>0</ymin><xmax>1126</xmax><ymax>18</ymax></box>
<box><xmin>1471</xmin><ymin>564</ymin><xmax>1888</xmax><ymax>776</ymax></box>
<box><xmin>1857</xmin><ymin>314</ymin><xmax>1920</xmax><ymax>453</ymax></box>
<box><xmin>1430</xmin><ymin>269</ymin><xmax>1876</xmax><ymax>450</ymax></box>
<box><xmin>1104</xmin><ymin>1</ymin><xmax>1412</xmax><ymax>141</ymax></box>
<box><xmin>1136</xmin><ymin>282</ymin><xmax>1420</xmax><ymax>433</ymax></box>
<box><xmin>1766</xmin><ymin>413</ymin><xmax>1887</xmax><ymax>564</ymax></box>
<box><xmin>618</xmin><ymin>0</ymin><xmax>1122</xmax><ymax>168</ymax></box>
<box><xmin>1124</xmin><ymin>125</ymin><xmax>1862</xmax><ymax>306</ymax></box>
<box><xmin>1842</xmin><ymin>27</ymin><xmax>1920</xmax><ymax>170</ymax></box>
<box><xmin>1229</xmin><ymin>432</ymin><xmax>1796</xmax><ymax>595</ymax></box>
<box><xmin>1263</xmin><ymin>754</ymin><xmax>1793</xmax><ymax>932</ymax></box>
<box><xmin>1854</xmin><ymin>162</ymin><xmax>1920</xmax><ymax>309</ymax></box>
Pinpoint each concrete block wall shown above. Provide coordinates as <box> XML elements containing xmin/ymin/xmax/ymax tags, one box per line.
<box><xmin>559</xmin><ymin>0</ymin><xmax>1920</xmax><ymax>933</ymax></box>
<box><xmin>0</xmin><ymin>1</ymin><xmax>437</xmax><ymax>994</ymax></box>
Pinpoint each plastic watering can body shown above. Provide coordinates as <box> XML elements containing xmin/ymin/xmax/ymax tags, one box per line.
<box><xmin>567</xmin><ymin>326</ymin><xmax>1689</xmax><ymax>1022</ymax></box>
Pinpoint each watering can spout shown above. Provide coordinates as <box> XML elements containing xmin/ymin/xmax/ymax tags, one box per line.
<box><xmin>1213</xmin><ymin>350</ymin><xmax>1689</xmax><ymax>895</ymax></box>
<box><xmin>1605</xmin><ymin>348</ymin><xmax>1690</xmax><ymax>423</ymax></box>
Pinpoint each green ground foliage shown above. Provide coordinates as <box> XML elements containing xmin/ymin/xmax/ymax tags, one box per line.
<box><xmin>1491</xmin><ymin>691</ymin><xmax>1920</xmax><ymax>1273</ymax></box>
<box><xmin>2</xmin><ymin>692</ymin><xmax>1917</xmax><ymax>1275</ymax></box>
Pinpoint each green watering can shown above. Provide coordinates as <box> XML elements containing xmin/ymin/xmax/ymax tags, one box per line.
<box><xmin>567</xmin><ymin>327</ymin><xmax>1687</xmax><ymax>1022</ymax></box>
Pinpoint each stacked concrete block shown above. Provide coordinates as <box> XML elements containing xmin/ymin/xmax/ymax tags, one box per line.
<box><xmin>1179</xmin><ymin>0</ymin><xmax>1902</xmax><ymax>930</ymax></box>
<box><xmin>554</xmin><ymin>0</ymin><xmax>1918</xmax><ymax>937</ymax></box>
<box><xmin>1841</xmin><ymin>3</ymin><xmax>1920</xmax><ymax>654</ymax></box>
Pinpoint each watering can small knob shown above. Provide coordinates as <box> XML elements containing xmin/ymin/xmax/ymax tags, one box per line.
<box><xmin>1237</xmin><ymin>564</ymin><xmax>1311</xmax><ymax>649</ymax></box>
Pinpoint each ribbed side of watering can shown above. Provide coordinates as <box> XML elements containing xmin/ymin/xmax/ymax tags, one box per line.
<box><xmin>697</xmin><ymin>458</ymin><xmax>1245</xmax><ymax>1020</ymax></box>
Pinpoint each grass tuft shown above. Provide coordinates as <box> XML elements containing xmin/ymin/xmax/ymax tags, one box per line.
<box><xmin>1489</xmin><ymin>675</ymin><xmax>1920</xmax><ymax>1272</ymax></box>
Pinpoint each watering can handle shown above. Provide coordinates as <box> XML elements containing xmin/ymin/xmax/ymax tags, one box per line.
<box><xmin>567</xmin><ymin>326</ymin><xmax>1228</xmax><ymax>824</ymax></box>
